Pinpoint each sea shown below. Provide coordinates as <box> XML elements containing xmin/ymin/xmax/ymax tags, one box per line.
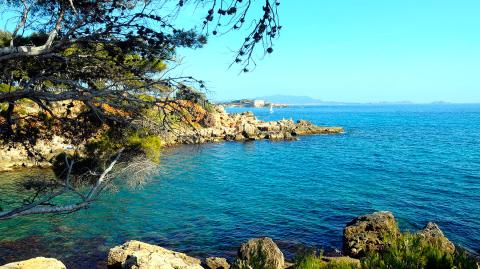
<box><xmin>0</xmin><ymin>104</ymin><xmax>479</xmax><ymax>268</ymax></box>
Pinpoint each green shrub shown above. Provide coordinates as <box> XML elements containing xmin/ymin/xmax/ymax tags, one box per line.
<box><xmin>294</xmin><ymin>251</ymin><xmax>359</xmax><ymax>269</ymax></box>
<box><xmin>86</xmin><ymin>127</ymin><xmax>163</xmax><ymax>163</ymax></box>
<box><xmin>295</xmin><ymin>257</ymin><xmax>358</xmax><ymax>269</ymax></box>
<box><xmin>127</xmin><ymin>132</ymin><xmax>162</xmax><ymax>162</ymax></box>
<box><xmin>0</xmin><ymin>31</ymin><xmax>12</xmax><ymax>48</ymax></box>
<box><xmin>293</xmin><ymin>234</ymin><xmax>478</xmax><ymax>269</ymax></box>
<box><xmin>361</xmin><ymin>233</ymin><xmax>478</xmax><ymax>269</ymax></box>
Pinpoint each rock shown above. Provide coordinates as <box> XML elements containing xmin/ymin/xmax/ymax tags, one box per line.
<box><xmin>234</xmin><ymin>134</ymin><xmax>245</xmax><ymax>141</ymax></box>
<box><xmin>204</xmin><ymin>257</ymin><xmax>230</xmax><ymax>269</ymax></box>
<box><xmin>283</xmin><ymin>132</ymin><xmax>296</xmax><ymax>141</ymax></box>
<box><xmin>294</xmin><ymin>120</ymin><xmax>343</xmax><ymax>135</ymax></box>
<box><xmin>266</xmin><ymin>133</ymin><xmax>284</xmax><ymax>140</ymax></box>
<box><xmin>108</xmin><ymin>240</ymin><xmax>203</xmax><ymax>269</ymax></box>
<box><xmin>1</xmin><ymin>106</ymin><xmax>344</xmax><ymax>171</ymax></box>
<box><xmin>202</xmin><ymin>113</ymin><xmax>221</xmax><ymax>128</ymax></box>
<box><xmin>343</xmin><ymin>211</ymin><xmax>400</xmax><ymax>258</ymax></box>
<box><xmin>240</xmin><ymin>124</ymin><xmax>257</xmax><ymax>138</ymax></box>
<box><xmin>234</xmin><ymin>237</ymin><xmax>284</xmax><ymax>269</ymax></box>
<box><xmin>258</xmin><ymin>123</ymin><xmax>280</xmax><ymax>133</ymax></box>
<box><xmin>0</xmin><ymin>257</ymin><xmax>66</xmax><ymax>269</ymax></box>
<box><xmin>241</xmin><ymin>112</ymin><xmax>255</xmax><ymax>120</ymax></box>
<box><xmin>418</xmin><ymin>222</ymin><xmax>455</xmax><ymax>254</ymax></box>
<box><xmin>215</xmin><ymin>105</ymin><xmax>226</xmax><ymax>114</ymax></box>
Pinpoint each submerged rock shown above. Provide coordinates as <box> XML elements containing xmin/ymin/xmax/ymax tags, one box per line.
<box><xmin>108</xmin><ymin>240</ymin><xmax>203</xmax><ymax>269</ymax></box>
<box><xmin>204</xmin><ymin>257</ymin><xmax>230</xmax><ymax>269</ymax></box>
<box><xmin>0</xmin><ymin>257</ymin><xmax>66</xmax><ymax>269</ymax></box>
<box><xmin>343</xmin><ymin>211</ymin><xmax>400</xmax><ymax>258</ymax></box>
<box><xmin>418</xmin><ymin>222</ymin><xmax>455</xmax><ymax>254</ymax></box>
<box><xmin>233</xmin><ymin>237</ymin><xmax>285</xmax><ymax>269</ymax></box>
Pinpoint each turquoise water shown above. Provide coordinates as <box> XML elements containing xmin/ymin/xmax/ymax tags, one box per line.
<box><xmin>1</xmin><ymin>104</ymin><xmax>480</xmax><ymax>268</ymax></box>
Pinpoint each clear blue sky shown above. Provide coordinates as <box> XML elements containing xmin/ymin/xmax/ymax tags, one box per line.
<box><xmin>176</xmin><ymin>0</ymin><xmax>480</xmax><ymax>103</ymax></box>
<box><xmin>2</xmin><ymin>1</ymin><xmax>479</xmax><ymax>103</ymax></box>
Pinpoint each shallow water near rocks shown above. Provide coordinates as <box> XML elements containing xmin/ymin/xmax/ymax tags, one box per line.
<box><xmin>1</xmin><ymin>104</ymin><xmax>480</xmax><ymax>268</ymax></box>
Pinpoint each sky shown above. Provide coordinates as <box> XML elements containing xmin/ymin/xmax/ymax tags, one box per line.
<box><xmin>175</xmin><ymin>0</ymin><xmax>480</xmax><ymax>103</ymax></box>
<box><xmin>2</xmin><ymin>1</ymin><xmax>480</xmax><ymax>103</ymax></box>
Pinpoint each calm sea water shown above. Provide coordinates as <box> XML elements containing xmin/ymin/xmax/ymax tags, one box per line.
<box><xmin>1</xmin><ymin>104</ymin><xmax>480</xmax><ymax>268</ymax></box>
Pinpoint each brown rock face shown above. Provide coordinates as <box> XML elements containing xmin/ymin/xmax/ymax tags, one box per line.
<box><xmin>204</xmin><ymin>257</ymin><xmax>230</xmax><ymax>269</ymax></box>
<box><xmin>343</xmin><ymin>211</ymin><xmax>400</xmax><ymax>258</ymax></box>
<box><xmin>107</xmin><ymin>240</ymin><xmax>203</xmax><ymax>269</ymax></box>
<box><xmin>0</xmin><ymin>257</ymin><xmax>66</xmax><ymax>269</ymax></box>
<box><xmin>234</xmin><ymin>237</ymin><xmax>285</xmax><ymax>269</ymax></box>
<box><xmin>418</xmin><ymin>222</ymin><xmax>455</xmax><ymax>254</ymax></box>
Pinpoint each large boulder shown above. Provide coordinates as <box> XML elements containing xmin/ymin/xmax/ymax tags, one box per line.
<box><xmin>0</xmin><ymin>257</ymin><xmax>66</xmax><ymax>269</ymax></box>
<box><xmin>233</xmin><ymin>237</ymin><xmax>284</xmax><ymax>269</ymax></box>
<box><xmin>240</xmin><ymin>123</ymin><xmax>257</xmax><ymax>138</ymax></box>
<box><xmin>418</xmin><ymin>222</ymin><xmax>455</xmax><ymax>254</ymax></box>
<box><xmin>343</xmin><ymin>211</ymin><xmax>400</xmax><ymax>258</ymax></box>
<box><xmin>204</xmin><ymin>257</ymin><xmax>230</xmax><ymax>269</ymax></box>
<box><xmin>108</xmin><ymin>240</ymin><xmax>204</xmax><ymax>269</ymax></box>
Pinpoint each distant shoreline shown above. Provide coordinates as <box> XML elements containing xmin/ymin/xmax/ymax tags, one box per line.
<box><xmin>220</xmin><ymin>102</ymin><xmax>480</xmax><ymax>107</ymax></box>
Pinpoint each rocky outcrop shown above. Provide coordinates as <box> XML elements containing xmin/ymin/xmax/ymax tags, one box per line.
<box><xmin>0</xmin><ymin>136</ymin><xmax>76</xmax><ymax>171</ymax></box>
<box><xmin>204</xmin><ymin>257</ymin><xmax>230</xmax><ymax>269</ymax></box>
<box><xmin>0</xmin><ymin>257</ymin><xmax>66</xmax><ymax>269</ymax></box>
<box><xmin>108</xmin><ymin>240</ymin><xmax>204</xmax><ymax>269</ymax></box>
<box><xmin>161</xmin><ymin>106</ymin><xmax>343</xmax><ymax>146</ymax></box>
<box><xmin>0</xmin><ymin>105</ymin><xmax>343</xmax><ymax>171</ymax></box>
<box><xmin>233</xmin><ymin>237</ymin><xmax>284</xmax><ymax>269</ymax></box>
<box><xmin>418</xmin><ymin>222</ymin><xmax>455</xmax><ymax>254</ymax></box>
<box><xmin>343</xmin><ymin>211</ymin><xmax>400</xmax><ymax>258</ymax></box>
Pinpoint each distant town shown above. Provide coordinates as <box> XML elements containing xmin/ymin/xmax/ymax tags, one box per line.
<box><xmin>219</xmin><ymin>99</ymin><xmax>288</xmax><ymax>108</ymax></box>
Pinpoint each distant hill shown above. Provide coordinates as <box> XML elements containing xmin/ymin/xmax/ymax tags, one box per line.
<box><xmin>254</xmin><ymin>95</ymin><xmax>324</xmax><ymax>105</ymax></box>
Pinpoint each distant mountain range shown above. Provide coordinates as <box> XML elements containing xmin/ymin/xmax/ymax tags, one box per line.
<box><xmin>216</xmin><ymin>95</ymin><xmax>462</xmax><ymax>106</ymax></box>
<box><xmin>253</xmin><ymin>95</ymin><xmax>325</xmax><ymax>105</ymax></box>
<box><xmin>253</xmin><ymin>95</ymin><xmax>454</xmax><ymax>105</ymax></box>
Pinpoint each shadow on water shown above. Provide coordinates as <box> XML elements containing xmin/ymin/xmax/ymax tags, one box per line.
<box><xmin>0</xmin><ymin>235</ymin><xmax>108</xmax><ymax>269</ymax></box>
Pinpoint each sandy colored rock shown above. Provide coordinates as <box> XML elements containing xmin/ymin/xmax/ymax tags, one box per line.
<box><xmin>0</xmin><ymin>105</ymin><xmax>343</xmax><ymax>171</ymax></box>
<box><xmin>234</xmin><ymin>237</ymin><xmax>284</xmax><ymax>269</ymax></box>
<box><xmin>0</xmin><ymin>257</ymin><xmax>66</xmax><ymax>269</ymax></box>
<box><xmin>204</xmin><ymin>257</ymin><xmax>229</xmax><ymax>269</ymax></box>
<box><xmin>418</xmin><ymin>222</ymin><xmax>455</xmax><ymax>254</ymax></box>
<box><xmin>343</xmin><ymin>211</ymin><xmax>400</xmax><ymax>258</ymax></box>
<box><xmin>108</xmin><ymin>240</ymin><xmax>203</xmax><ymax>269</ymax></box>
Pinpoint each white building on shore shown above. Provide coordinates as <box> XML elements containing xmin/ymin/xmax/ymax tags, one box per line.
<box><xmin>253</xmin><ymin>100</ymin><xmax>265</xmax><ymax>108</ymax></box>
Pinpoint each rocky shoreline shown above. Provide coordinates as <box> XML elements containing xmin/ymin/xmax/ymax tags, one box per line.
<box><xmin>160</xmin><ymin>106</ymin><xmax>343</xmax><ymax>145</ymax></box>
<box><xmin>0</xmin><ymin>106</ymin><xmax>343</xmax><ymax>171</ymax></box>
<box><xmin>1</xmin><ymin>211</ymin><xmax>477</xmax><ymax>269</ymax></box>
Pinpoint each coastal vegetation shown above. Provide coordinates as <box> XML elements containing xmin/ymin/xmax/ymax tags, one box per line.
<box><xmin>1</xmin><ymin>2</ymin><xmax>478</xmax><ymax>269</ymax></box>
<box><xmin>294</xmin><ymin>235</ymin><xmax>478</xmax><ymax>269</ymax></box>
<box><xmin>4</xmin><ymin>211</ymin><xmax>476</xmax><ymax>268</ymax></box>
<box><xmin>0</xmin><ymin>0</ymin><xmax>281</xmax><ymax>219</ymax></box>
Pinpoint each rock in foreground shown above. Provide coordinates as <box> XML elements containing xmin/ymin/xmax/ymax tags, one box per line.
<box><xmin>108</xmin><ymin>240</ymin><xmax>203</xmax><ymax>269</ymax></box>
<box><xmin>0</xmin><ymin>257</ymin><xmax>66</xmax><ymax>269</ymax></box>
<box><xmin>204</xmin><ymin>257</ymin><xmax>230</xmax><ymax>269</ymax></box>
<box><xmin>233</xmin><ymin>237</ymin><xmax>284</xmax><ymax>269</ymax></box>
<box><xmin>418</xmin><ymin>222</ymin><xmax>456</xmax><ymax>254</ymax></box>
<box><xmin>343</xmin><ymin>211</ymin><xmax>400</xmax><ymax>258</ymax></box>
